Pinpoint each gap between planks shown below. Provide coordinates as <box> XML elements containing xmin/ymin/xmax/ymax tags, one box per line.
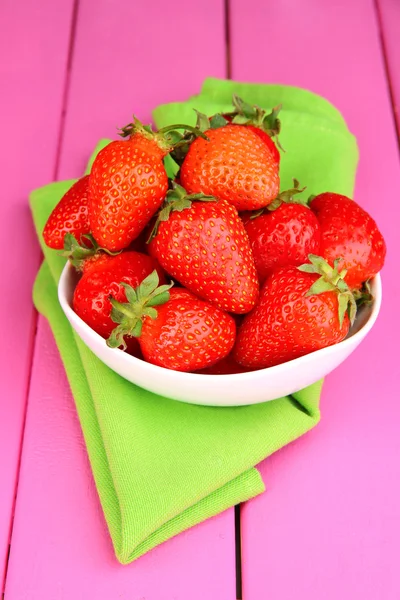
<box><xmin>224</xmin><ymin>1</ymin><xmax>243</xmax><ymax>597</ymax></box>
<box><xmin>4</xmin><ymin>1</ymin><xmax>241</xmax><ymax>596</ymax></box>
<box><xmin>374</xmin><ymin>0</ymin><xmax>400</xmax><ymax>150</ymax></box>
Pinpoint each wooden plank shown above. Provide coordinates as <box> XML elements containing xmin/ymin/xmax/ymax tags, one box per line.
<box><xmin>229</xmin><ymin>1</ymin><xmax>400</xmax><ymax>598</ymax></box>
<box><xmin>6</xmin><ymin>318</ymin><xmax>236</xmax><ymax>600</ymax></box>
<box><xmin>0</xmin><ymin>0</ymin><xmax>75</xmax><ymax>591</ymax></box>
<box><xmin>58</xmin><ymin>0</ymin><xmax>227</xmax><ymax>178</ymax></box>
<box><xmin>376</xmin><ymin>0</ymin><xmax>400</xmax><ymax>134</ymax></box>
<box><xmin>5</xmin><ymin>1</ymin><xmax>237</xmax><ymax>599</ymax></box>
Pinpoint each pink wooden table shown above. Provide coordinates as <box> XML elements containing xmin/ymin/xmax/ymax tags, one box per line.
<box><xmin>1</xmin><ymin>1</ymin><xmax>399</xmax><ymax>598</ymax></box>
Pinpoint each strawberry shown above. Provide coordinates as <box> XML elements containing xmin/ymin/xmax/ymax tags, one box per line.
<box><xmin>221</xmin><ymin>95</ymin><xmax>282</xmax><ymax>163</ymax></box>
<box><xmin>118</xmin><ymin>117</ymin><xmax>199</xmax><ymax>159</ymax></box>
<box><xmin>88</xmin><ymin>138</ymin><xmax>169</xmax><ymax>252</ymax></box>
<box><xmin>310</xmin><ymin>193</ymin><xmax>386</xmax><ymax>289</ymax></box>
<box><xmin>72</xmin><ymin>251</ymin><xmax>165</xmax><ymax>357</ymax></box>
<box><xmin>204</xmin><ymin>97</ymin><xmax>281</xmax><ymax>164</ymax></box>
<box><xmin>247</xmin><ymin>125</ymin><xmax>280</xmax><ymax>164</ymax></box>
<box><xmin>148</xmin><ymin>184</ymin><xmax>259</xmax><ymax>314</ymax></box>
<box><xmin>43</xmin><ymin>175</ymin><xmax>90</xmax><ymax>249</ymax></box>
<box><xmin>197</xmin><ymin>352</ymin><xmax>251</xmax><ymax>375</ymax></box>
<box><xmin>89</xmin><ymin>119</ymin><xmax>205</xmax><ymax>252</ymax></box>
<box><xmin>243</xmin><ymin>180</ymin><xmax>321</xmax><ymax>284</ymax></box>
<box><xmin>107</xmin><ymin>272</ymin><xmax>236</xmax><ymax>372</ymax></box>
<box><xmin>179</xmin><ymin>123</ymin><xmax>280</xmax><ymax>211</ymax></box>
<box><xmin>234</xmin><ymin>256</ymin><xmax>357</xmax><ymax>369</ymax></box>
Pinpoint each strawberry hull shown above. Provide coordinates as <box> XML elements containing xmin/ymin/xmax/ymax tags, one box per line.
<box><xmin>73</xmin><ymin>251</ymin><xmax>165</xmax><ymax>342</ymax></box>
<box><xmin>138</xmin><ymin>288</ymin><xmax>237</xmax><ymax>372</ymax></box>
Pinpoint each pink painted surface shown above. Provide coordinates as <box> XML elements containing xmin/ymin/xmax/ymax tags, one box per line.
<box><xmin>5</xmin><ymin>1</ymin><xmax>237</xmax><ymax>599</ymax></box>
<box><xmin>0</xmin><ymin>0</ymin><xmax>75</xmax><ymax>591</ymax></box>
<box><xmin>58</xmin><ymin>0</ymin><xmax>227</xmax><ymax>179</ymax></box>
<box><xmin>377</xmin><ymin>0</ymin><xmax>400</xmax><ymax>132</ymax></box>
<box><xmin>230</xmin><ymin>0</ymin><xmax>400</xmax><ymax>598</ymax></box>
<box><xmin>5</xmin><ymin>319</ymin><xmax>236</xmax><ymax>600</ymax></box>
<box><xmin>3</xmin><ymin>0</ymin><xmax>400</xmax><ymax>597</ymax></box>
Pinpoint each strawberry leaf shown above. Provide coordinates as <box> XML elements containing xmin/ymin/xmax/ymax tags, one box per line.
<box><xmin>298</xmin><ymin>263</ymin><xmax>318</xmax><ymax>274</ymax></box>
<box><xmin>209</xmin><ymin>114</ymin><xmax>229</xmax><ymax>129</ymax></box>
<box><xmin>147</xmin><ymin>292</ymin><xmax>171</xmax><ymax>307</ymax></box>
<box><xmin>131</xmin><ymin>320</ymin><xmax>143</xmax><ymax>337</ymax></box>
<box><xmin>338</xmin><ymin>293</ymin><xmax>349</xmax><ymax>327</ymax></box>
<box><xmin>262</xmin><ymin>104</ymin><xmax>282</xmax><ymax>139</ymax></box>
<box><xmin>120</xmin><ymin>282</ymin><xmax>138</xmax><ymax>303</ymax></box>
<box><xmin>194</xmin><ymin>109</ymin><xmax>211</xmax><ymax>133</ymax></box>
<box><xmin>107</xmin><ymin>270</ymin><xmax>174</xmax><ymax>350</ymax></box>
<box><xmin>305</xmin><ymin>278</ymin><xmax>337</xmax><ymax>296</ymax></box>
<box><xmin>119</xmin><ymin>115</ymin><xmax>209</xmax><ymax>157</ymax></box>
<box><xmin>61</xmin><ymin>233</ymin><xmax>120</xmax><ymax>271</ymax></box>
<box><xmin>230</xmin><ymin>95</ymin><xmax>283</xmax><ymax>149</ymax></box>
<box><xmin>143</xmin><ymin>307</ymin><xmax>158</xmax><ymax>320</ymax></box>
<box><xmin>148</xmin><ymin>183</ymin><xmax>217</xmax><ymax>241</ymax></box>
<box><xmin>299</xmin><ymin>254</ymin><xmax>358</xmax><ymax>326</ymax></box>
<box><xmin>232</xmin><ymin>94</ymin><xmax>259</xmax><ymax>119</ymax></box>
<box><xmin>353</xmin><ymin>280</ymin><xmax>374</xmax><ymax>307</ymax></box>
<box><xmin>136</xmin><ymin>271</ymin><xmax>160</xmax><ymax>299</ymax></box>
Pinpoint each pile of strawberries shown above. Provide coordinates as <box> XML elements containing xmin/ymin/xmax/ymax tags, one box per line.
<box><xmin>43</xmin><ymin>95</ymin><xmax>386</xmax><ymax>374</ymax></box>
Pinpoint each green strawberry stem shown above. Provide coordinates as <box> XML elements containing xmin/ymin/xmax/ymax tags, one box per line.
<box><xmin>192</xmin><ymin>110</ymin><xmax>229</xmax><ymax>132</ymax></box>
<box><xmin>229</xmin><ymin>95</ymin><xmax>283</xmax><ymax>150</ymax></box>
<box><xmin>107</xmin><ymin>270</ymin><xmax>174</xmax><ymax>351</ymax></box>
<box><xmin>61</xmin><ymin>233</ymin><xmax>120</xmax><ymax>271</ymax></box>
<box><xmin>250</xmin><ymin>179</ymin><xmax>307</xmax><ymax>218</ymax></box>
<box><xmin>298</xmin><ymin>254</ymin><xmax>358</xmax><ymax>327</ymax></box>
<box><xmin>119</xmin><ymin>116</ymin><xmax>208</xmax><ymax>155</ymax></box>
<box><xmin>158</xmin><ymin>123</ymin><xmax>209</xmax><ymax>139</ymax></box>
<box><xmin>353</xmin><ymin>280</ymin><xmax>374</xmax><ymax>306</ymax></box>
<box><xmin>209</xmin><ymin>114</ymin><xmax>229</xmax><ymax>129</ymax></box>
<box><xmin>147</xmin><ymin>182</ymin><xmax>216</xmax><ymax>242</ymax></box>
<box><xmin>168</xmin><ymin>112</ymin><xmax>216</xmax><ymax>166</ymax></box>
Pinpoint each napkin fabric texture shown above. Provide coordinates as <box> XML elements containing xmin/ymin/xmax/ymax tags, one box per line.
<box><xmin>31</xmin><ymin>78</ymin><xmax>358</xmax><ymax>564</ymax></box>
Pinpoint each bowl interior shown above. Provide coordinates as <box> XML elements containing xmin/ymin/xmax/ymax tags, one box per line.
<box><xmin>57</xmin><ymin>262</ymin><xmax>382</xmax><ymax>405</ymax></box>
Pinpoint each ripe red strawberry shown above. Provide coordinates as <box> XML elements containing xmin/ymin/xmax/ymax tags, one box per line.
<box><xmin>107</xmin><ymin>272</ymin><xmax>236</xmax><ymax>372</ymax></box>
<box><xmin>73</xmin><ymin>251</ymin><xmax>165</xmax><ymax>357</ymax></box>
<box><xmin>148</xmin><ymin>184</ymin><xmax>259</xmax><ymax>314</ymax></box>
<box><xmin>43</xmin><ymin>175</ymin><xmax>90</xmax><ymax>249</ymax></box>
<box><xmin>209</xmin><ymin>120</ymin><xmax>280</xmax><ymax>164</ymax></box>
<box><xmin>180</xmin><ymin>124</ymin><xmax>279</xmax><ymax>211</ymax></box>
<box><xmin>207</xmin><ymin>96</ymin><xmax>281</xmax><ymax>164</ymax></box>
<box><xmin>88</xmin><ymin>117</ymin><xmax>207</xmax><ymax>252</ymax></box>
<box><xmin>310</xmin><ymin>193</ymin><xmax>386</xmax><ymax>289</ymax></box>
<box><xmin>197</xmin><ymin>352</ymin><xmax>251</xmax><ymax>375</ymax></box>
<box><xmin>88</xmin><ymin>138</ymin><xmax>169</xmax><ymax>252</ymax></box>
<box><xmin>234</xmin><ymin>256</ymin><xmax>357</xmax><ymax>369</ymax></box>
<box><xmin>118</xmin><ymin>117</ymin><xmax>196</xmax><ymax>159</ymax></box>
<box><xmin>243</xmin><ymin>181</ymin><xmax>321</xmax><ymax>284</ymax></box>
<box><xmin>247</xmin><ymin>125</ymin><xmax>280</xmax><ymax>164</ymax></box>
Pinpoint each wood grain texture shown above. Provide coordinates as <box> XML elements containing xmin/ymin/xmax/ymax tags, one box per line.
<box><xmin>0</xmin><ymin>0</ymin><xmax>75</xmax><ymax>590</ymax></box>
<box><xmin>377</xmin><ymin>0</ymin><xmax>400</xmax><ymax>134</ymax></box>
<box><xmin>229</xmin><ymin>1</ymin><xmax>400</xmax><ymax>598</ymax></box>
<box><xmin>5</xmin><ymin>1</ymin><xmax>237</xmax><ymax>599</ymax></box>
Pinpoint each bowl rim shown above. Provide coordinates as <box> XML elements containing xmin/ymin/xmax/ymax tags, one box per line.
<box><xmin>58</xmin><ymin>261</ymin><xmax>382</xmax><ymax>381</ymax></box>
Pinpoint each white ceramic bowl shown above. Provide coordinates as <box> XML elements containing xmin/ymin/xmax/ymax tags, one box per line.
<box><xmin>58</xmin><ymin>263</ymin><xmax>382</xmax><ymax>407</ymax></box>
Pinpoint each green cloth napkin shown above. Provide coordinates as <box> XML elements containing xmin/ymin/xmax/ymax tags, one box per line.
<box><xmin>31</xmin><ymin>78</ymin><xmax>358</xmax><ymax>564</ymax></box>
